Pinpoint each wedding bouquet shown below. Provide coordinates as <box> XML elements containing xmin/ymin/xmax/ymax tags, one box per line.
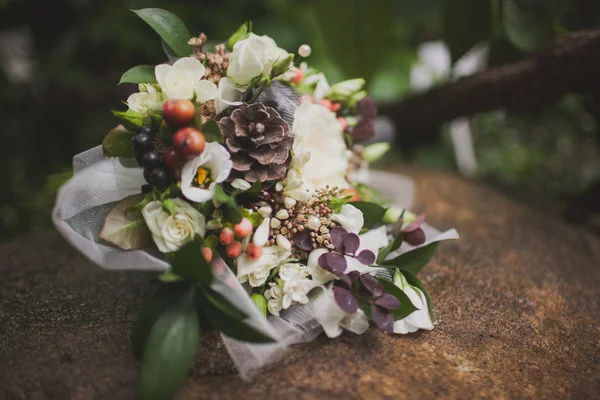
<box><xmin>52</xmin><ymin>8</ymin><xmax>458</xmax><ymax>399</ymax></box>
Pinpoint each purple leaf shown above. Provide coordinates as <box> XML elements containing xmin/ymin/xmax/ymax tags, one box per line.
<box><xmin>403</xmin><ymin>228</ymin><xmax>426</xmax><ymax>246</ymax></box>
<box><xmin>402</xmin><ymin>213</ymin><xmax>427</xmax><ymax>233</ymax></box>
<box><xmin>318</xmin><ymin>253</ymin><xmax>332</xmax><ymax>272</ymax></box>
<box><xmin>325</xmin><ymin>252</ymin><xmax>347</xmax><ymax>274</ymax></box>
<box><xmin>333</xmin><ymin>287</ymin><xmax>358</xmax><ymax>314</ymax></box>
<box><xmin>374</xmin><ymin>294</ymin><xmax>400</xmax><ymax>310</ymax></box>
<box><xmin>329</xmin><ymin>226</ymin><xmax>348</xmax><ymax>250</ymax></box>
<box><xmin>347</xmin><ymin>271</ymin><xmax>361</xmax><ymax>285</ymax></box>
<box><xmin>371</xmin><ymin>304</ymin><xmax>394</xmax><ymax>333</ymax></box>
<box><xmin>359</xmin><ymin>274</ymin><xmax>384</xmax><ymax>297</ymax></box>
<box><xmin>293</xmin><ymin>230</ymin><xmax>313</xmax><ymax>251</ymax></box>
<box><xmin>337</xmin><ymin>273</ymin><xmax>353</xmax><ymax>290</ymax></box>
<box><xmin>356</xmin><ymin>250</ymin><xmax>376</xmax><ymax>265</ymax></box>
<box><xmin>343</xmin><ymin>233</ymin><xmax>360</xmax><ymax>255</ymax></box>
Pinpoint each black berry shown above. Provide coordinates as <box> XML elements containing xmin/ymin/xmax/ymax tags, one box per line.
<box><xmin>140</xmin><ymin>125</ymin><xmax>156</xmax><ymax>137</ymax></box>
<box><xmin>133</xmin><ymin>133</ymin><xmax>153</xmax><ymax>156</ymax></box>
<box><xmin>141</xmin><ymin>151</ymin><xmax>163</xmax><ymax>169</ymax></box>
<box><xmin>143</xmin><ymin>168</ymin><xmax>152</xmax><ymax>184</ymax></box>
<box><xmin>141</xmin><ymin>184</ymin><xmax>152</xmax><ymax>194</ymax></box>
<box><xmin>149</xmin><ymin>168</ymin><xmax>171</xmax><ymax>189</ymax></box>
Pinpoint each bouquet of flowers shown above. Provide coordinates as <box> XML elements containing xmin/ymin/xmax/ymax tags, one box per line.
<box><xmin>52</xmin><ymin>8</ymin><xmax>458</xmax><ymax>399</ymax></box>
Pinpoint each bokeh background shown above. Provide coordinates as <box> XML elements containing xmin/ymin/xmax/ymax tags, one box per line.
<box><xmin>1</xmin><ymin>0</ymin><xmax>599</xmax><ymax>241</ymax></box>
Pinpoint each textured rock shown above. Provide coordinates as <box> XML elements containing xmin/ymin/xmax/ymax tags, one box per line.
<box><xmin>1</xmin><ymin>168</ymin><xmax>599</xmax><ymax>399</ymax></box>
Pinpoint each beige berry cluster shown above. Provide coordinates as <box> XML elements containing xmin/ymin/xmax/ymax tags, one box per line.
<box><xmin>188</xmin><ymin>34</ymin><xmax>230</xmax><ymax>85</ymax></box>
<box><xmin>347</xmin><ymin>144</ymin><xmax>368</xmax><ymax>176</ymax></box>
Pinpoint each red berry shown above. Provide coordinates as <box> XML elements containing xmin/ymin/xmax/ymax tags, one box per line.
<box><xmin>163</xmin><ymin>148</ymin><xmax>184</xmax><ymax>170</ymax></box>
<box><xmin>319</xmin><ymin>99</ymin><xmax>332</xmax><ymax>109</ymax></box>
<box><xmin>345</xmin><ymin>188</ymin><xmax>360</xmax><ymax>202</ymax></box>
<box><xmin>172</xmin><ymin>127</ymin><xmax>206</xmax><ymax>159</ymax></box>
<box><xmin>219</xmin><ymin>228</ymin><xmax>234</xmax><ymax>245</ymax></box>
<box><xmin>201</xmin><ymin>247</ymin><xmax>213</xmax><ymax>263</ymax></box>
<box><xmin>337</xmin><ymin>117</ymin><xmax>348</xmax><ymax>131</ymax></box>
<box><xmin>226</xmin><ymin>241</ymin><xmax>243</xmax><ymax>258</ymax></box>
<box><xmin>246</xmin><ymin>243</ymin><xmax>263</xmax><ymax>260</ymax></box>
<box><xmin>290</xmin><ymin>67</ymin><xmax>304</xmax><ymax>85</ymax></box>
<box><xmin>233</xmin><ymin>218</ymin><xmax>253</xmax><ymax>238</ymax></box>
<box><xmin>163</xmin><ymin>99</ymin><xmax>196</xmax><ymax>127</ymax></box>
<box><xmin>330</xmin><ymin>102</ymin><xmax>342</xmax><ymax>112</ymax></box>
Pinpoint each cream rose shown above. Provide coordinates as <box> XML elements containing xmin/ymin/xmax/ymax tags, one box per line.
<box><xmin>227</xmin><ymin>33</ymin><xmax>288</xmax><ymax>86</ymax></box>
<box><xmin>127</xmin><ymin>84</ymin><xmax>165</xmax><ymax>115</ymax></box>
<box><xmin>155</xmin><ymin>57</ymin><xmax>205</xmax><ymax>100</ymax></box>
<box><xmin>141</xmin><ymin>198</ymin><xmax>206</xmax><ymax>253</ymax></box>
<box><xmin>292</xmin><ymin>101</ymin><xmax>350</xmax><ymax>190</ymax></box>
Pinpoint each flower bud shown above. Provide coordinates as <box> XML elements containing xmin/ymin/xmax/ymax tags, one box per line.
<box><xmin>363</xmin><ymin>142</ymin><xmax>390</xmax><ymax>163</ymax></box>
<box><xmin>271</xmin><ymin>53</ymin><xmax>294</xmax><ymax>77</ymax></box>
<box><xmin>234</xmin><ymin>218</ymin><xmax>253</xmax><ymax>237</ymax></box>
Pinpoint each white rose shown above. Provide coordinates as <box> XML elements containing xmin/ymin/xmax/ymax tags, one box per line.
<box><xmin>141</xmin><ymin>198</ymin><xmax>206</xmax><ymax>253</ymax></box>
<box><xmin>127</xmin><ymin>84</ymin><xmax>165</xmax><ymax>115</ymax></box>
<box><xmin>313</xmin><ymin>286</ymin><xmax>369</xmax><ymax>338</ymax></box>
<box><xmin>227</xmin><ymin>33</ymin><xmax>288</xmax><ymax>86</ymax></box>
<box><xmin>292</xmin><ymin>101</ymin><xmax>349</xmax><ymax>190</ymax></box>
<box><xmin>392</xmin><ymin>270</ymin><xmax>434</xmax><ymax>334</ymax></box>
<box><xmin>155</xmin><ymin>57</ymin><xmax>205</xmax><ymax>100</ymax></box>
<box><xmin>237</xmin><ymin>245</ymin><xmax>291</xmax><ymax>287</ymax></box>
<box><xmin>181</xmin><ymin>142</ymin><xmax>233</xmax><ymax>203</ymax></box>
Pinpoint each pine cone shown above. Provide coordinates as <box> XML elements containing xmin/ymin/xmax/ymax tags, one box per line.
<box><xmin>219</xmin><ymin>103</ymin><xmax>294</xmax><ymax>182</ymax></box>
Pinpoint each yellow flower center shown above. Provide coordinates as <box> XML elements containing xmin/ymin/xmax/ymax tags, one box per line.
<box><xmin>195</xmin><ymin>167</ymin><xmax>212</xmax><ymax>188</ymax></box>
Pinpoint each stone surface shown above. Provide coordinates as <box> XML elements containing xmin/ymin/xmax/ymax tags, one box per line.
<box><xmin>1</xmin><ymin>168</ymin><xmax>600</xmax><ymax>399</ymax></box>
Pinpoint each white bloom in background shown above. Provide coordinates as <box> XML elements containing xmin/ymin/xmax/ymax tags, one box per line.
<box><xmin>330</xmin><ymin>204</ymin><xmax>364</xmax><ymax>233</ymax></box>
<box><xmin>392</xmin><ymin>270</ymin><xmax>434</xmax><ymax>334</ymax></box>
<box><xmin>127</xmin><ymin>84</ymin><xmax>165</xmax><ymax>115</ymax></box>
<box><xmin>181</xmin><ymin>142</ymin><xmax>233</xmax><ymax>203</ymax></box>
<box><xmin>304</xmin><ymin>71</ymin><xmax>330</xmax><ymax>102</ymax></box>
<box><xmin>281</xmin><ymin>150</ymin><xmax>312</xmax><ymax>202</ymax></box>
<box><xmin>141</xmin><ymin>199</ymin><xmax>205</xmax><ymax>253</ymax></box>
<box><xmin>292</xmin><ymin>101</ymin><xmax>349</xmax><ymax>190</ymax></box>
<box><xmin>264</xmin><ymin>282</ymin><xmax>284</xmax><ymax>316</ymax></box>
<box><xmin>155</xmin><ymin>57</ymin><xmax>206</xmax><ymax>100</ymax></box>
<box><xmin>227</xmin><ymin>33</ymin><xmax>288</xmax><ymax>86</ymax></box>
<box><xmin>313</xmin><ymin>286</ymin><xmax>369</xmax><ymax>338</ymax></box>
<box><xmin>237</xmin><ymin>245</ymin><xmax>291</xmax><ymax>287</ymax></box>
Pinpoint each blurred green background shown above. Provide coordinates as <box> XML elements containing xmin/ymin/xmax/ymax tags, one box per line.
<box><xmin>1</xmin><ymin>0</ymin><xmax>599</xmax><ymax>241</ymax></box>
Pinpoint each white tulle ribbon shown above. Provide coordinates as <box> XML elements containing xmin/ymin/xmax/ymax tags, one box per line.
<box><xmin>52</xmin><ymin>147</ymin><xmax>458</xmax><ymax>380</ymax></box>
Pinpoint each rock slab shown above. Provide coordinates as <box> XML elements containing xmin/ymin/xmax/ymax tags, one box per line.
<box><xmin>1</xmin><ymin>168</ymin><xmax>599</xmax><ymax>399</ymax></box>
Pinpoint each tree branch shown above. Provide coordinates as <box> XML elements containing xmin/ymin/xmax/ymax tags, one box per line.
<box><xmin>379</xmin><ymin>28</ymin><xmax>600</xmax><ymax>147</ymax></box>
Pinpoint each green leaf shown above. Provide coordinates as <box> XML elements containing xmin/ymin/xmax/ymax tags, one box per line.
<box><xmin>399</xmin><ymin>269</ymin><xmax>435</xmax><ymax>320</ymax></box>
<box><xmin>201</xmin><ymin>287</ymin><xmax>248</xmax><ymax>321</ymax></box>
<box><xmin>251</xmin><ymin>293</ymin><xmax>268</xmax><ymax>318</ymax></box>
<box><xmin>111</xmin><ymin>109</ymin><xmax>144</xmax><ymax>130</ymax></box>
<box><xmin>384</xmin><ymin>242</ymin><xmax>440</xmax><ymax>275</ymax></box>
<box><xmin>201</xmin><ymin>119</ymin><xmax>223</xmax><ymax>143</ymax></box>
<box><xmin>312</xmin><ymin>0</ymin><xmax>394</xmax><ymax>84</ymax></box>
<box><xmin>377</xmin><ymin>234</ymin><xmax>403</xmax><ymax>264</ymax></box>
<box><xmin>502</xmin><ymin>0</ymin><xmax>558</xmax><ymax>52</ymax></box>
<box><xmin>197</xmin><ymin>289</ymin><xmax>275</xmax><ymax>343</ymax></box>
<box><xmin>227</xmin><ymin>21</ymin><xmax>251</xmax><ymax>50</ymax></box>
<box><xmin>119</xmin><ymin>65</ymin><xmax>157</xmax><ymax>85</ymax></box>
<box><xmin>132</xmin><ymin>8</ymin><xmax>192</xmax><ymax>58</ymax></box>
<box><xmin>102</xmin><ymin>125</ymin><xmax>135</xmax><ymax>158</ymax></box>
<box><xmin>162</xmin><ymin>199</ymin><xmax>177</xmax><ymax>215</ymax></box>
<box><xmin>214</xmin><ymin>185</ymin><xmax>243</xmax><ymax>224</ymax></box>
<box><xmin>138</xmin><ymin>287</ymin><xmax>198</xmax><ymax>400</ymax></box>
<box><xmin>171</xmin><ymin>237</ymin><xmax>212</xmax><ymax>287</ymax></box>
<box><xmin>443</xmin><ymin>0</ymin><xmax>493</xmax><ymax>63</ymax></box>
<box><xmin>99</xmin><ymin>195</ymin><xmax>151</xmax><ymax>250</ymax></box>
<box><xmin>131</xmin><ymin>282</ymin><xmax>190</xmax><ymax>360</ymax></box>
<box><xmin>328</xmin><ymin>194</ymin><xmax>353</xmax><ymax>213</ymax></box>
<box><xmin>158</xmin><ymin>270</ymin><xmax>182</xmax><ymax>283</ymax></box>
<box><xmin>377</xmin><ymin>278</ymin><xmax>419</xmax><ymax>320</ymax></box>
<box><xmin>350</xmin><ymin>201</ymin><xmax>387</xmax><ymax>229</ymax></box>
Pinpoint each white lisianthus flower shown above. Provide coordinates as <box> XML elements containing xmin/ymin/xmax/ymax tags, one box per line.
<box><xmin>237</xmin><ymin>245</ymin><xmax>291</xmax><ymax>287</ymax></box>
<box><xmin>392</xmin><ymin>270</ymin><xmax>434</xmax><ymax>334</ymax></box>
<box><xmin>141</xmin><ymin>199</ymin><xmax>206</xmax><ymax>253</ymax></box>
<box><xmin>330</xmin><ymin>204</ymin><xmax>364</xmax><ymax>234</ymax></box>
<box><xmin>181</xmin><ymin>142</ymin><xmax>233</xmax><ymax>203</ymax></box>
<box><xmin>278</xmin><ymin>263</ymin><xmax>315</xmax><ymax>309</ymax></box>
<box><xmin>127</xmin><ymin>84</ymin><xmax>165</xmax><ymax>115</ymax></box>
<box><xmin>194</xmin><ymin>80</ymin><xmax>219</xmax><ymax>103</ymax></box>
<box><xmin>264</xmin><ymin>281</ymin><xmax>284</xmax><ymax>316</ymax></box>
<box><xmin>227</xmin><ymin>33</ymin><xmax>288</xmax><ymax>86</ymax></box>
<box><xmin>313</xmin><ymin>286</ymin><xmax>369</xmax><ymax>338</ymax></box>
<box><xmin>292</xmin><ymin>101</ymin><xmax>349</xmax><ymax>190</ymax></box>
<box><xmin>155</xmin><ymin>57</ymin><xmax>206</xmax><ymax>100</ymax></box>
<box><xmin>192</xmin><ymin>77</ymin><xmax>244</xmax><ymax>115</ymax></box>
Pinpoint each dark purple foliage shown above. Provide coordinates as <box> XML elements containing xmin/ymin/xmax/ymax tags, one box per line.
<box><xmin>329</xmin><ymin>226</ymin><xmax>347</xmax><ymax>249</ymax></box>
<box><xmin>359</xmin><ymin>274</ymin><xmax>384</xmax><ymax>297</ymax></box>
<box><xmin>293</xmin><ymin>229</ymin><xmax>313</xmax><ymax>251</ymax></box>
<box><xmin>357</xmin><ymin>97</ymin><xmax>378</xmax><ymax>120</ymax></box>
<box><xmin>318</xmin><ymin>224</ymin><xmax>377</xmax><ymax>274</ymax></box>
<box><xmin>333</xmin><ymin>286</ymin><xmax>359</xmax><ymax>313</ymax></box>
<box><xmin>356</xmin><ymin>249</ymin><xmax>376</xmax><ymax>265</ymax></box>
<box><xmin>319</xmin><ymin>252</ymin><xmax>348</xmax><ymax>274</ymax></box>
<box><xmin>350</xmin><ymin>120</ymin><xmax>375</xmax><ymax>141</ymax></box>
<box><xmin>371</xmin><ymin>304</ymin><xmax>394</xmax><ymax>332</ymax></box>
<box><xmin>342</xmin><ymin>233</ymin><xmax>360</xmax><ymax>254</ymax></box>
<box><xmin>374</xmin><ymin>293</ymin><xmax>401</xmax><ymax>310</ymax></box>
<box><xmin>392</xmin><ymin>213</ymin><xmax>427</xmax><ymax>246</ymax></box>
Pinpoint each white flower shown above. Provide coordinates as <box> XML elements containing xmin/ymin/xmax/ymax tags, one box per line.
<box><xmin>281</xmin><ymin>151</ymin><xmax>312</xmax><ymax>202</ymax></box>
<box><xmin>292</xmin><ymin>101</ymin><xmax>349</xmax><ymax>190</ymax></box>
<box><xmin>227</xmin><ymin>33</ymin><xmax>288</xmax><ymax>86</ymax></box>
<box><xmin>194</xmin><ymin>80</ymin><xmax>219</xmax><ymax>103</ymax></box>
<box><xmin>392</xmin><ymin>270</ymin><xmax>434</xmax><ymax>334</ymax></box>
<box><xmin>181</xmin><ymin>142</ymin><xmax>233</xmax><ymax>203</ymax></box>
<box><xmin>278</xmin><ymin>263</ymin><xmax>315</xmax><ymax>309</ymax></box>
<box><xmin>193</xmin><ymin>77</ymin><xmax>244</xmax><ymax>114</ymax></box>
<box><xmin>127</xmin><ymin>84</ymin><xmax>165</xmax><ymax>115</ymax></box>
<box><xmin>264</xmin><ymin>282</ymin><xmax>284</xmax><ymax>316</ymax></box>
<box><xmin>330</xmin><ymin>204</ymin><xmax>364</xmax><ymax>233</ymax></box>
<box><xmin>303</xmin><ymin>72</ymin><xmax>330</xmax><ymax>102</ymax></box>
<box><xmin>313</xmin><ymin>286</ymin><xmax>369</xmax><ymax>338</ymax></box>
<box><xmin>141</xmin><ymin>199</ymin><xmax>205</xmax><ymax>253</ymax></box>
<box><xmin>155</xmin><ymin>57</ymin><xmax>205</xmax><ymax>100</ymax></box>
<box><xmin>237</xmin><ymin>245</ymin><xmax>291</xmax><ymax>287</ymax></box>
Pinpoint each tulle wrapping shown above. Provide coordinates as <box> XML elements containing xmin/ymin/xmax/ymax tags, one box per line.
<box><xmin>52</xmin><ymin>147</ymin><xmax>459</xmax><ymax>380</ymax></box>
